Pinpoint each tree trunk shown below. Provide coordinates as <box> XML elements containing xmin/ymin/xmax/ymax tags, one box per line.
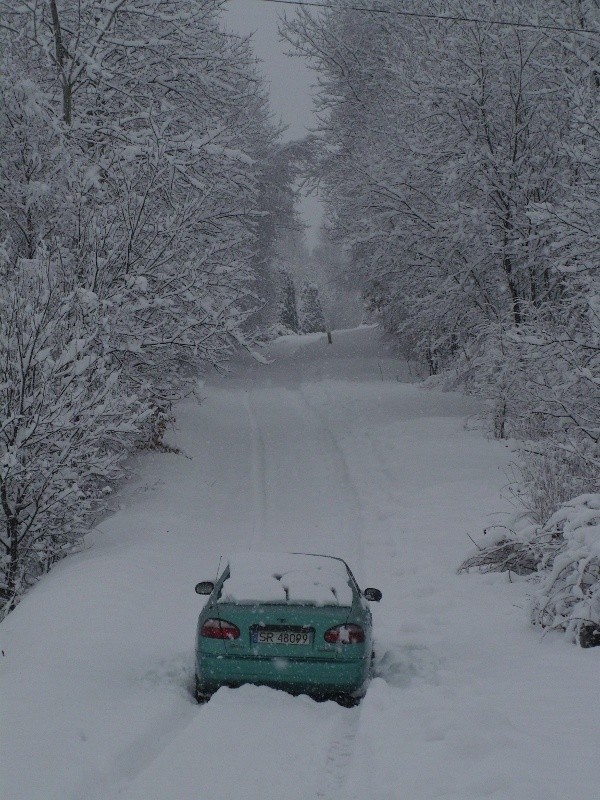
<box><xmin>494</xmin><ymin>398</ymin><xmax>507</xmax><ymax>440</ymax></box>
<box><xmin>48</xmin><ymin>0</ymin><xmax>72</xmax><ymax>125</ymax></box>
<box><xmin>502</xmin><ymin>253</ymin><xmax>522</xmax><ymax>326</ymax></box>
<box><xmin>0</xmin><ymin>482</ymin><xmax>20</xmax><ymax>609</ymax></box>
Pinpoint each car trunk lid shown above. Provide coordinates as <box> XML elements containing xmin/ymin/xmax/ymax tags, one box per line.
<box><xmin>216</xmin><ymin>602</ymin><xmax>353</xmax><ymax>660</ymax></box>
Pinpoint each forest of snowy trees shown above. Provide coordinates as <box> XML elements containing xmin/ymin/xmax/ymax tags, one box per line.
<box><xmin>283</xmin><ymin>0</ymin><xmax>600</xmax><ymax>644</ymax></box>
<box><xmin>2</xmin><ymin>0</ymin><xmax>599</xmax><ymax>644</ymax></box>
<box><xmin>0</xmin><ymin>0</ymin><xmax>302</xmax><ymax>615</ymax></box>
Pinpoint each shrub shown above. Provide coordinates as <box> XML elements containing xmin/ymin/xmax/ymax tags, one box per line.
<box><xmin>531</xmin><ymin>495</ymin><xmax>600</xmax><ymax>647</ymax></box>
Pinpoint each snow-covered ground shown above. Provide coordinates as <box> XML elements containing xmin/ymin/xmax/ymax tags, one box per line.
<box><xmin>2</xmin><ymin>326</ymin><xmax>599</xmax><ymax>800</ymax></box>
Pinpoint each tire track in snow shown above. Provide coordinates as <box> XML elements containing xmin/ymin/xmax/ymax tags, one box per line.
<box><xmin>70</xmin><ymin>700</ymin><xmax>198</xmax><ymax>800</ymax></box>
<box><xmin>244</xmin><ymin>385</ymin><xmax>371</xmax><ymax>797</ymax></box>
<box><xmin>244</xmin><ymin>389</ymin><xmax>269</xmax><ymax>549</ymax></box>
<box><xmin>293</xmin><ymin>386</ymin><xmax>366</xmax><ymax>566</ymax></box>
<box><xmin>287</xmin><ymin>389</ymin><xmax>370</xmax><ymax>799</ymax></box>
<box><xmin>315</xmin><ymin>706</ymin><xmax>361</xmax><ymax>800</ymax></box>
<box><xmin>244</xmin><ymin>384</ymin><xmax>365</xmax><ymax>561</ymax></box>
<box><xmin>294</xmin><ymin>396</ymin><xmax>402</xmax><ymax>569</ymax></box>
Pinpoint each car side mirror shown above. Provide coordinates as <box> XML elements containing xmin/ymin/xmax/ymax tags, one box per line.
<box><xmin>363</xmin><ymin>587</ymin><xmax>382</xmax><ymax>602</ymax></box>
<box><xmin>195</xmin><ymin>581</ymin><xmax>215</xmax><ymax>595</ymax></box>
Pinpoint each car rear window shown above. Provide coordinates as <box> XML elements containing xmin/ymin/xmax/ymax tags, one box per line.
<box><xmin>221</xmin><ymin>553</ymin><xmax>354</xmax><ymax>606</ymax></box>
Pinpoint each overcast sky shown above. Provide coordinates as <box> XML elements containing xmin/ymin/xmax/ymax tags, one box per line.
<box><xmin>223</xmin><ymin>0</ymin><xmax>324</xmax><ymax>248</ymax></box>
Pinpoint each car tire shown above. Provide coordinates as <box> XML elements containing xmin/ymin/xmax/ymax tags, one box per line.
<box><xmin>194</xmin><ymin>674</ymin><xmax>213</xmax><ymax>704</ymax></box>
<box><xmin>335</xmin><ymin>692</ymin><xmax>361</xmax><ymax>708</ymax></box>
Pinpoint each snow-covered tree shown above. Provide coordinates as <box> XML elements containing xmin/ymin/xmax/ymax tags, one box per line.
<box><xmin>0</xmin><ymin>0</ymin><xmax>289</xmax><ymax>612</ymax></box>
<box><xmin>251</xmin><ymin>140</ymin><xmax>307</xmax><ymax>330</ymax></box>
<box><xmin>285</xmin><ymin>1</ymin><xmax>600</xmax><ymax>636</ymax></box>
<box><xmin>299</xmin><ymin>282</ymin><xmax>326</xmax><ymax>333</ymax></box>
<box><xmin>310</xmin><ymin>231</ymin><xmax>363</xmax><ymax>330</ymax></box>
<box><xmin>0</xmin><ymin>252</ymin><xmax>148</xmax><ymax>610</ymax></box>
<box><xmin>277</xmin><ymin>270</ymin><xmax>300</xmax><ymax>333</ymax></box>
<box><xmin>283</xmin><ymin>0</ymin><xmax>599</xmax><ymax>494</ymax></box>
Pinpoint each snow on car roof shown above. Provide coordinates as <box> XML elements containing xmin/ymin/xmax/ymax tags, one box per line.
<box><xmin>222</xmin><ymin>552</ymin><xmax>354</xmax><ymax>606</ymax></box>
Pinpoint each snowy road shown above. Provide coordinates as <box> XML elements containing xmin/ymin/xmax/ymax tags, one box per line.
<box><xmin>2</xmin><ymin>327</ymin><xmax>599</xmax><ymax>800</ymax></box>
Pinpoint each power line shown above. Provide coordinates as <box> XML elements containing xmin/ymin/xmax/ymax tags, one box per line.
<box><xmin>257</xmin><ymin>0</ymin><xmax>600</xmax><ymax>37</ymax></box>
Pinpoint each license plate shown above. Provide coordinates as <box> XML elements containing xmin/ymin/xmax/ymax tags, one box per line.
<box><xmin>251</xmin><ymin>629</ymin><xmax>313</xmax><ymax>646</ymax></box>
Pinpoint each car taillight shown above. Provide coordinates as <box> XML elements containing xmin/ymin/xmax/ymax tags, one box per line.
<box><xmin>324</xmin><ymin>624</ymin><xmax>365</xmax><ymax>644</ymax></box>
<box><xmin>200</xmin><ymin>618</ymin><xmax>240</xmax><ymax>640</ymax></box>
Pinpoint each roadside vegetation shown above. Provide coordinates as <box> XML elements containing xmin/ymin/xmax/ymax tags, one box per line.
<box><xmin>283</xmin><ymin>0</ymin><xmax>600</xmax><ymax>644</ymax></box>
<box><xmin>0</xmin><ymin>0</ymin><xmax>300</xmax><ymax>616</ymax></box>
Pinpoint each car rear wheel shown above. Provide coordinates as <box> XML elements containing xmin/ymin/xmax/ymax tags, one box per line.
<box><xmin>194</xmin><ymin>674</ymin><xmax>213</xmax><ymax>704</ymax></box>
<box><xmin>335</xmin><ymin>692</ymin><xmax>361</xmax><ymax>708</ymax></box>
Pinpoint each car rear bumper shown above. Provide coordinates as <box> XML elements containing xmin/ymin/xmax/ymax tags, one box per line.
<box><xmin>196</xmin><ymin>652</ymin><xmax>369</xmax><ymax>696</ymax></box>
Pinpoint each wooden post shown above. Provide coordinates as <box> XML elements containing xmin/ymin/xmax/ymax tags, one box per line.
<box><xmin>327</xmin><ymin>331</ymin><xmax>332</xmax><ymax>344</ymax></box>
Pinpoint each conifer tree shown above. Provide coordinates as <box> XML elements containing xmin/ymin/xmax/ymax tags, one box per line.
<box><xmin>278</xmin><ymin>270</ymin><xmax>300</xmax><ymax>333</ymax></box>
<box><xmin>299</xmin><ymin>282</ymin><xmax>326</xmax><ymax>333</ymax></box>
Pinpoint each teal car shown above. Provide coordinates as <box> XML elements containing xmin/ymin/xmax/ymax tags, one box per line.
<box><xmin>194</xmin><ymin>552</ymin><xmax>382</xmax><ymax>705</ymax></box>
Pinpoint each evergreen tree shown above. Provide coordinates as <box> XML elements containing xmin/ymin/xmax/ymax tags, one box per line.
<box><xmin>299</xmin><ymin>282</ymin><xmax>326</xmax><ymax>333</ymax></box>
<box><xmin>251</xmin><ymin>141</ymin><xmax>305</xmax><ymax>330</ymax></box>
<box><xmin>277</xmin><ymin>270</ymin><xmax>300</xmax><ymax>332</ymax></box>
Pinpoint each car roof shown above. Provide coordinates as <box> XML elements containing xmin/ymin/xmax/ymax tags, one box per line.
<box><xmin>221</xmin><ymin>552</ymin><xmax>355</xmax><ymax>606</ymax></box>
